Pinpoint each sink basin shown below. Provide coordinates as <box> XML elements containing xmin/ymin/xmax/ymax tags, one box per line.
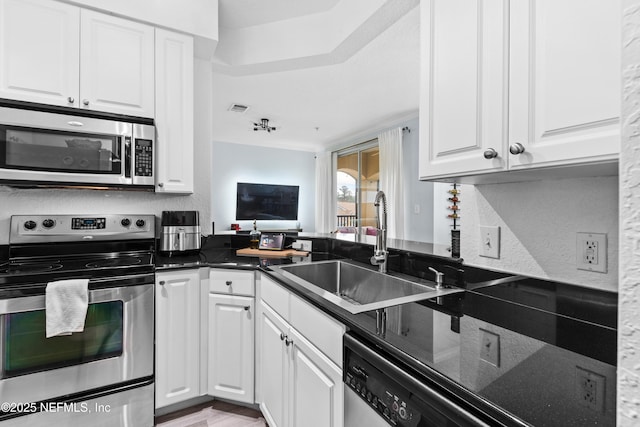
<box><xmin>270</xmin><ymin>260</ymin><xmax>464</xmax><ymax>314</ymax></box>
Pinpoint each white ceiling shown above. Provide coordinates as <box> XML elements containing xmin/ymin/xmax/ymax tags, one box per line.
<box><xmin>212</xmin><ymin>0</ymin><xmax>420</xmax><ymax>152</ymax></box>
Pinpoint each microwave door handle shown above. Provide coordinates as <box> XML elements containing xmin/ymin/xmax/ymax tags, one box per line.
<box><xmin>124</xmin><ymin>136</ymin><xmax>132</xmax><ymax>179</ymax></box>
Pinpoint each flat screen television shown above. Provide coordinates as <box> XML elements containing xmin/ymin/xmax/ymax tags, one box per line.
<box><xmin>236</xmin><ymin>182</ymin><xmax>299</xmax><ymax>220</ymax></box>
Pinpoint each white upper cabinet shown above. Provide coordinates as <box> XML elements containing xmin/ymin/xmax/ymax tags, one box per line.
<box><xmin>155</xmin><ymin>29</ymin><xmax>194</xmax><ymax>194</ymax></box>
<box><xmin>419</xmin><ymin>0</ymin><xmax>620</xmax><ymax>181</ymax></box>
<box><xmin>80</xmin><ymin>10</ymin><xmax>154</xmax><ymax>117</ymax></box>
<box><xmin>0</xmin><ymin>0</ymin><xmax>80</xmax><ymax>107</ymax></box>
<box><xmin>508</xmin><ymin>0</ymin><xmax>620</xmax><ymax>170</ymax></box>
<box><xmin>0</xmin><ymin>0</ymin><xmax>154</xmax><ymax>118</ymax></box>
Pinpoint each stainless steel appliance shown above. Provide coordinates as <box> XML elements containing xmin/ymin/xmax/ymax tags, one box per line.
<box><xmin>0</xmin><ymin>101</ymin><xmax>155</xmax><ymax>190</ymax></box>
<box><xmin>344</xmin><ymin>333</ymin><xmax>493</xmax><ymax>427</ymax></box>
<box><xmin>0</xmin><ymin>214</ymin><xmax>155</xmax><ymax>426</ymax></box>
<box><xmin>159</xmin><ymin>210</ymin><xmax>201</xmax><ymax>255</ymax></box>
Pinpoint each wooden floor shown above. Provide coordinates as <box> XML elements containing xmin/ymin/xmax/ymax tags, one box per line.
<box><xmin>155</xmin><ymin>400</ymin><xmax>267</xmax><ymax>427</ymax></box>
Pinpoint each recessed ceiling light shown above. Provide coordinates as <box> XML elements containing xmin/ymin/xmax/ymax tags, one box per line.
<box><xmin>228</xmin><ymin>104</ymin><xmax>250</xmax><ymax>113</ymax></box>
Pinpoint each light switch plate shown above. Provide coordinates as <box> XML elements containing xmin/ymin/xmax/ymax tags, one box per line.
<box><xmin>479</xmin><ymin>226</ymin><xmax>500</xmax><ymax>259</ymax></box>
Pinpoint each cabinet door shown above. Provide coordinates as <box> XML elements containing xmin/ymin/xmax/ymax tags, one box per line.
<box><xmin>0</xmin><ymin>0</ymin><xmax>79</xmax><ymax>107</ymax></box>
<box><xmin>80</xmin><ymin>9</ymin><xmax>154</xmax><ymax>117</ymax></box>
<box><xmin>288</xmin><ymin>327</ymin><xmax>343</xmax><ymax>427</ymax></box>
<box><xmin>259</xmin><ymin>302</ymin><xmax>289</xmax><ymax>427</ymax></box>
<box><xmin>155</xmin><ymin>270</ymin><xmax>201</xmax><ymax>409</ymax></box>
<box><xmin>508</xmin><ymin>0</ymin><xmax>620</xmax><ymax>169</ymax></box>
<box><xmin>419</xmin><ymin>0</ymin><xmax>508</xmax><ymax>179</ymax></box>
<box><xmin>207</xmin><ymin>294</ymin><xmax>255</xmax><ymax>404</ymax></box>
<box><xmin>155</xmin><ymin>29</ymin><xmax>194</xmax><ymax>194</ymax></box>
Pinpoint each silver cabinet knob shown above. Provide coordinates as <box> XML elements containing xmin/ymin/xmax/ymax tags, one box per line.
<box><xmin>244</xmin><ymin>306</ymin><xmax>250</xmax><ymax>311</ymax></box>
<box><xmin>158</xmin><ymin>183</ymin><xmax>164</xmax><ymax>188</ymax></box>
<box><xmin>82</xmin><ymin>99</ymin><xmax>90</xmax><ymax>106</ymax></box>
<box><xmin>280</xmin><ymin>333</ymin><xmax>286</xmax><ymax>341</ymax></box>
<box><xmin>483</xmin><ymin>148</ymin><xmax>498</xmax><ymax>159</ymax></box>
<box><xmin>225</xmin><ymin>281</ymin><xmax>232</xmax><ymax>286</ymax></box>
<box><xmin>159</xmin><ymin>281</ymin><xmax>165</xmax><ymax>286</ymax></box>
<box><xmin>285</xmin><ymin>337</ymin><xmax>293</xmax><ymax>346</ymax></box>
<box><xmin>67</xmin><ymin>96</ymin><xmax>75</xmax><ymax>104</ymax></box>
<box><xmin>509</xmin><ymin>143</ymin><xmax>525</xmax><ymax>155</ymax></box>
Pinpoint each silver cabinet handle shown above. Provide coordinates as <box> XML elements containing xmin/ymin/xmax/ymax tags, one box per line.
<box><xmin>280</xmin><ymin>333</ymin><xmax>286</xmax><ymax>341</ymax></box>
<box><xmin>159</xmin><ymin>281</ymin><xmax>165</xmax><ymax>286</ymax></box>
<box><xmin>226</xmin><ymin>281</ymin><xmax>232</xmax><ymax>286</ymax></box>
<box><xmin>509</xmin><ymin>143</ymin><xmax>525</xmax><ymax>155</ymax></box>
<box><xmin>67</xmin><ymin>96</ymin><xmax>75</xmax><ymax>104</ymax></box>
<box><xmin>483</xmin><ymin>148</ymin><xmax>498</xmax><ymax>159</ymax></box>
<box><xmin>285</xmin><ymin>337</ymin><xmax>293</xmax><ymax>346</ymax></box>
<box><xmin>82</xmin><ymin>99</ymin><xmax>90</xmax><ymax>106</ymax></box>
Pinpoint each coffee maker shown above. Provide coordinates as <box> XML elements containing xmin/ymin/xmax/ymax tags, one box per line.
<box><xmin>159</xmin><ymin>211</ymin><xmax>201</xmax><ymax>255</ymax></box>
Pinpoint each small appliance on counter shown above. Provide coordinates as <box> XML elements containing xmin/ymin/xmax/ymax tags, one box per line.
<box><xmin>159</xmin><ymin>211</ymin><xmax>201</xmax><ymax>255</ymax></box>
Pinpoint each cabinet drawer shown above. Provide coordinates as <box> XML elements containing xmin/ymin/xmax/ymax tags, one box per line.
<box><xmin>260</xmin><ymin>275</ymin><xmax>290</xmax><ymax>322</ymax></box>
<box><xmin>290</xmin><ymin>293</ymin><xmax>345</xmax><ymax>366</ymax></box>
<box><xmin>209</xmin><ymin>269</ymin><xmax>254</xmax><ymax>296</ymax></box>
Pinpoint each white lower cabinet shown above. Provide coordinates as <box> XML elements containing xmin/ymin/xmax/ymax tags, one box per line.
<box><xmin>258</xmin><ymin>275</ymin><xmax>344</xmax><ymax>427</ymax></box>
<box><xmin>206</xmin><ymin>269</ymin><xmax>256</xmax><ymax>404</ymax></box>
<box><xmin>155</xmin><ymin>269</ymin><xmax>202</xmax><ymax>409</ymax></box>
<box><xmin>207</xmin><ymin>293</ymin><xmax>255</xmax><ymax>403</ymax></box>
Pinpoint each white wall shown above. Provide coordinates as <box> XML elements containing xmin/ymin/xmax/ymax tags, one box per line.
<box><xmin>460</xmin><ymin>177</ymin><xmax>618</xmax><ymax>292</ymax></box>
<box><xmin>210</xmin><ymin>141</ymin><xmax>316</xmax><ymax>232</ymax></box>
<box><xmin>619</xmin><ymin>0</ymin><xmax>640</xmax><ymax>423</ymax></box>
<box><xmin>0</xmin><ymin>58</ymin><xmax>213</xmax><ymax>243</ymax></box>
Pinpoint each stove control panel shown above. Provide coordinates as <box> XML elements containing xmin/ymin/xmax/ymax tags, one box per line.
<box><xmin>72</xmin><ymin>217</ymin><xmax>106</xmax><ymax>230</ymax></box>
<box><xmin>10</xmin><ymin>214</ymin><xmax>156</xmax><ymax>243</ymax></box>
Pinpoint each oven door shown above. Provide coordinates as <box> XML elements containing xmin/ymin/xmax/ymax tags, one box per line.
<box><xmin>0</xmin><ymin>105</ymin><xmax>150</xmax><ymax>188</ymax></box>
<box><xmin>0</xmin><ymin>277</ymin><xmax>153</xmax><ymax>404</ymax></box>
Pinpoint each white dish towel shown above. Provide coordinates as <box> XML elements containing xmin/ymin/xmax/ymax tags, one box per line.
<box><xmin>45</xmin><ymin>278</ymin><xmax>89</xmax><ymax>338</ymax></box>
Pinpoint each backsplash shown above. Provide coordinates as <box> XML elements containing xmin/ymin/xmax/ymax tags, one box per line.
<box><xmin>460</xmin><ymin>176</ymin><xmax>618</xmax><ymax>292</ymax></box>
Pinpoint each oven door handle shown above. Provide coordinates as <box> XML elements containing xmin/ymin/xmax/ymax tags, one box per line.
<box><xmin>0</xmin><ymin>280</ymin><xmax>152</xmax><ymax>315</ymax></box>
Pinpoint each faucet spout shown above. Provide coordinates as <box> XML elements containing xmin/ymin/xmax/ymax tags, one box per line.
<box><xmin>370</xmin><ymin>190</ymin><xmax>388</xmax><ymax>273</ymax></box>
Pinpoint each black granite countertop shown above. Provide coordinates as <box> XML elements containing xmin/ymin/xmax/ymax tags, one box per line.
<box><xmin>0</xmin><ymin>234</ymin><xmax>618</xmax><ymax>426</ymax></box>
<box><xmin>155</xmin><ymin>234</ymin><xmax>617</xmax><ymax>427</ymax></box>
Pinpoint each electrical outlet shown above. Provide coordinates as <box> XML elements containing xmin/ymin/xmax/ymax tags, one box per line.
<box><xmin>576</xmin><ymin>232</ymin><xmax>607</xmax><ymax>273</ymax></box>
<box><xmin>479</xmin><ymin>226</ymin><xmax>500</xmax><ymax>259</ymax></box>
<box><xmin>479</xmin><ymin>329</ymin><xmax>500</xmax><ymax>367</ymax></box>
<box><xmin>576</xmin><ymin>367</ymin><xmax>606</xmax><ymax>412</ymax></box>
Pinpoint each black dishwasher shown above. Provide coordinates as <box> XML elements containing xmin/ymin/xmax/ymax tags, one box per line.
<box><xmin>344</xmin><ymin>332</ymin><xmax>496</xmax><ymax>427</ymax></box>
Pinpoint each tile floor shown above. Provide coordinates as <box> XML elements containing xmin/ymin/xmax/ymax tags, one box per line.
<box><xmin>155</xmin><ymin>400</ymin><xmax>267</xmax><ymax>427</ymax></box>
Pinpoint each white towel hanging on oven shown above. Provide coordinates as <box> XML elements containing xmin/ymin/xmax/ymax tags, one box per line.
<box><xmin>45</xmin><ymin>278</ymin><xmax>89</xmax><ymax>338</ymax></box>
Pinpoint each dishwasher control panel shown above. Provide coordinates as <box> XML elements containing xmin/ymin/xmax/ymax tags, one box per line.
<box><xmin>345</xmin><ymin>353</ymin><xmax>420</xmax><ymax>427</ymax></box>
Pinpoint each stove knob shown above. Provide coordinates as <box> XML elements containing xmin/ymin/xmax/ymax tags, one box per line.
<box><xmin>42</xmin><ymin>219</ymin><xmax>55</xmax><ymax>228</ymax></box>
<box><xmin>24</xmin><ymin>220</ymin><xmax>37</xmax><ymax>230</ymax></box>
<box><xmin>135</xmin><ymin>219</ymin><xmax>146</xmax><ymax>228</ymax></box>
<box><xmin>121</xmin><ymin>218</ymin><xmax>131</xmax><ymax>227</ymax></box>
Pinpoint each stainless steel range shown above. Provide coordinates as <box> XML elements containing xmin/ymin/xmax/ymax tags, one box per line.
<box><xmin>0</xmin><ymin>214</ymin><xmax>155</xmax><ymax>426</ymax></box>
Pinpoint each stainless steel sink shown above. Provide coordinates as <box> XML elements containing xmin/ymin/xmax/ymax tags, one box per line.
<box><xmin>269</xmin><ymin>260</ymin><xmax>464</xmax><ymax>314</ymax></box>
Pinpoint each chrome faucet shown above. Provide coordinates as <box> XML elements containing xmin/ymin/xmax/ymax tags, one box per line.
<box><xmin>370</xmin><ymin>190</ymin><xmax>388</xmax><ymax>273</ymax></box>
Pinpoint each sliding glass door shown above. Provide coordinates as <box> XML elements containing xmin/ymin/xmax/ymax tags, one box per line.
<box><xmin>336</xmin><ymin>141</ymin><xmax>379</xmax><ymax>235</ymax></box>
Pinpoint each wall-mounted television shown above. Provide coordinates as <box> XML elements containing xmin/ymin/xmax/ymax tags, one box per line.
<box><xmin>236</xmin><ymin>182</ymin><xmax>299</xmax><ymax>220</ymax></box>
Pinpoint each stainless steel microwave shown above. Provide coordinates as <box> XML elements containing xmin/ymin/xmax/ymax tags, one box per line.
<box><xmin>0</xmin><ymin>102</ymin><xmax>155</xmax><ymax>190</ymax></box>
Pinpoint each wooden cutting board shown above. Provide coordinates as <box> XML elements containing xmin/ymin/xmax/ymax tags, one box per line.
<box><xmin>236</xmin><ymin>248</ymin><xmax>309</xmax><ymax>258</ymax></box>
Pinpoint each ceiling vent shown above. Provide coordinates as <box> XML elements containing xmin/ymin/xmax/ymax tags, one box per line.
<box><xmin>228</xmin><ymin>104</ymin><xmax>249</xmax><ymax>113</ymax></box>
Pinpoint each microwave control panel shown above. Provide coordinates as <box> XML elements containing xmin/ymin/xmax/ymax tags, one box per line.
<box><xmin>135</xmin><ymin>139</ymin><xmax>153</xmax><ymax>177</ymax></box>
